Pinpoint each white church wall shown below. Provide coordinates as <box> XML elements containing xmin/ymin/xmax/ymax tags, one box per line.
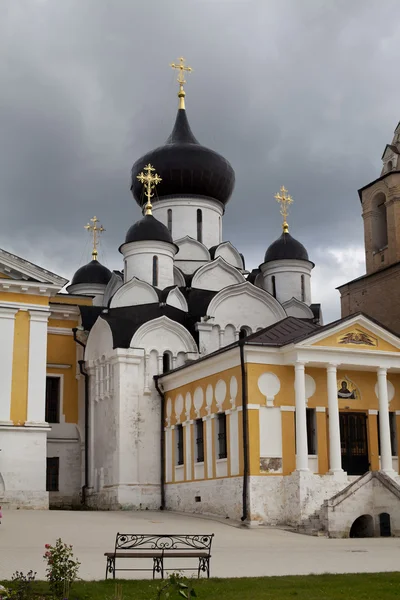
<box><xmin>85</xmin><ymin>318</ymin><xmax>114</xmax><ymax>362</ymax></box>
<box><xmin>261</xmin><ymin>260</ymin><xmax>312</xmax><ymax>305</ymax></box>
<box><xmin>282</xmin><ymin>298</ymin><xmax>315</xmax><ymax>320</ymax></box>
<box><xmin>152</xmin><ymin>197</ymin><xmax>223</xmax><ymax>249</ymax></box>
<box><xmin>165</xmin><ymin>477</ymin><xmax>243</xmax><ymax>521</ymax></box>
<box><xmin>213</xmin><ymin>242</ymin><xmax>243</xmax><ymax>269</ymax></box>
<box><xmin>47</xmin><ymin>436</ymin><xmax>81</xmax><ymax>507</ymax></box>
<box><xmin>110</xmin><ymin>278</ymin><xmax>159</xmax><ymax>308</ymax></box>
<box><xmin>122</xmin><ymin>240</ymin><xmax>176</xmax><ymax>288</ymax></box>
<box><xmin>207</xmin><ymin>282</ymin><xmax>286</xmax><ymax>333</ymax></box>
<box><xmin>174</xmin><ymin>237</ymin><xmax>210</xmax><ymax>261</ymax></box>
<box><xmin>191</xmin><ymin>257</ymin><xmax>245</xmax><ymax>292</ymax></box>
<box><xmin>259</xmin><ymin>407</ymin><xmax>283</xmax><ymax>472</ymax></box>
<box><xmin>0</xmin><ymin>426</ymin><xmax>48</xmax><ymax>508</ymax></box>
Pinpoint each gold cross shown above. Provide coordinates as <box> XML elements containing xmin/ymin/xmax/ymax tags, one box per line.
<box><xmin>84</xmin><ymin>216</ymin><xmax>105</xmax><ymax>260</ymax></box>
<box><xmin>136</xmin><ymin>163</ymin><xmax>162</xmax><ymax>215</ymax></box>
<box><xmin>170</xmin><ymin>56</ymin><xmax>192</xmax><ymax>109</ymax></box>
<box><xmin>274</xmin><ymin>186</ymin><xmax>293</xmax><ymax>233</ymax></box>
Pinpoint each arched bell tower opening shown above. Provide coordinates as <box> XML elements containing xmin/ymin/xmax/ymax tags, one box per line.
<box><xmin>371</xmin><ymin>192</ymin><xmax>388</xmax><ymax>253</ymax></box>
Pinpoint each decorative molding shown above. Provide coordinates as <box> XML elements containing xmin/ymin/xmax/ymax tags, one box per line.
<box><xmin>131</xmin><ymin>316</ymin><xmax>198</xmax><ymax>354</ymax></box>
<box><xmin>207</xmin><ymin>280</ymin><xmax>287</xmax><ymax>321</ymax></box>
<box><xmin>110</xmin><ymin>277</ymin><xmax>159</xmax><ymax>308</ymax></box>
<box><xmin>191</xmin><ymin>256</ymin><xmax>246</xmax><ymax>291</ymax></box>
<box><xmin>282</xmin><ymin>297</ymin><xmax>314</xmax><ymax>319</ymax></box>
<box><xmin>213</xmin><ymin>241</ymin><xmax>244</xmax><ymax>269</ymax></box>
<box><xmin>174</xmin><ymin>236</ymin><xmax>211</xmax><ymax>261</ymax></box>
<box><xmin>0</xmin><ymin>300</ymin><xmax>50</xmax><ymax>311</ymax></box>
<box><xmin>47</xmin><ymin>363</ymin><xmax>71</xmax><ymax>369</ymax></box>
<box><xmin>0</xmin><ymin>248</ymin><xmax>67</xmax><ymax>286</ymax></box>
<box><xmin>280</xmin><ymin>406</ymin><xmax>295</xmax><ymax>412</ymax></box>
<box><xmin>166</xmin><ymin>287</ymin><xmax>188</xmax><ymax>312</ymax></box>
<box><xmin>48</xmin><ymin>327</ymin><xmax>73</xmax><ymax>336</ymax></box>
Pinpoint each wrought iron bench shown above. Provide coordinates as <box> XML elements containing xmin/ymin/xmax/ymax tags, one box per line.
<box><xmin>104</xmin><ymin>533</ymin><xmax>214</xmax><ymax>580</ymax></box>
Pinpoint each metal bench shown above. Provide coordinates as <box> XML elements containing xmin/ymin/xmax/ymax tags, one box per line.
<box><xmin>104</xmin><ymin>533</ymin><xmax>214</xmax><ymax>579</ymax></box>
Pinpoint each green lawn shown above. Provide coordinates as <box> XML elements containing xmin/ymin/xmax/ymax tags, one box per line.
<box><xmin>3</xmin><ymin>573</ymin><xmax>400</xmax><ymax>600</ymax></box>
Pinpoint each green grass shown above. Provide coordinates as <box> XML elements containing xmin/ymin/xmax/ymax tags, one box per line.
<box><xmin>3</xmin><ymin>573</ymin><xmax>400</xmax><ymax>600</ymax></box>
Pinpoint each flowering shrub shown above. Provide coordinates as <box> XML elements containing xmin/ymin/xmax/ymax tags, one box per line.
<box><xmin>7</xmin><ymin>571</ymin><xmax>36</xmax><ymax>600</ymax></box>
<box><xmin>43</xmin><ymin>539</ymin><xmax>80</xmax><ymax>599</ymax></box>
<box><xmin>0</xmin><ymin>584</ymin><xmax>10</xmax><ymax>600</ymax></box>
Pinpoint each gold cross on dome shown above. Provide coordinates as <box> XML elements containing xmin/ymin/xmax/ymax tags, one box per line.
<box><xmin>170</xmin><ymin>56</ymin><xmax>192</xmax><ymax>109</ymax></box>
<box><xmin>84</xmin><ymin>216</ymin><xmax>105</xmax><ymax>260</ymax></box>
<box><xmin>274</xmin><ymin>186</ymin><xmax>293</xmax><ymax>233</ymax></box>
<box><xmin>136</xmin><ymin>163</ymin><xmax>162</xmax><ymax>215</ymax></box>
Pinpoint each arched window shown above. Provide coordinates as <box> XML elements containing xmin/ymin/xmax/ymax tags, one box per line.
<box><xmin>301</xmin><ymin>275</ymin><xmax>305</xmax><ymax>302</ymax></box>
<box><xmin>239</xmin><ymin>327</ymin><xmax>248</xmax><ymax>340</ymax></box>
<box><xmin>152</xmin><ymin>256</ymin><xmax>158</xmax><ymax>287</ymax></box>
<box><xmin>271</xmin><ymin>275</ymin><xmax>277</xmax><ymax>298</ymax></box>
<box><xmin>197</xmin><ymin>209</ymin><xmax>203</xmax><ymax>243</ymax></box>
<box><xmin>371</xmin><ymin>193</ymin><xmax>388</xmax><ymax>251</ymax></box>
<box><xmin>167</xmin><ymin>209</ymin><xmax>172</xmax><ymax>235</ymax></box>
<box><xmin>387</xmin><ymin>160</ymin><xmax>393</xmax><ymax>172</ymax></box>
<box><xmin>163</xmin><ymin>352</ymin><xmax>171</xmax><ymax>374</ymax></box>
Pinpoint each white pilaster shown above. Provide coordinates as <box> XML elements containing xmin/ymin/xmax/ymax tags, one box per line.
<box><xmin>204</xmin><ymin>415</ymin><xmax>214</xmax><ymax>478</ymax></box>
<box><xmin>377</xmin><ymin>367</ymin><xmax>394</xmax><ymax>473</ymax></box>
<box><xmin>26</xmin><ymin>309</ymin><xmax>50</xmax><ymax>426</ymax></box>
<box><xmin>227</xmin><ymin>409</ymin><xmax>239</xmax><ymax>476</ymax></box>
<box><xmin>294</xmin><ymin>362</ymin><xmax>309</xmax><ymax>471</ymax></box>
<box><xmin>326</xmin><ymin>364</ymin><xmax>343</xmax><ymax>473</ymax></box>
<box><xmin>0</xmin><ymin>307</ymin><xmax>18</xmax><ymax>424</ymax></box>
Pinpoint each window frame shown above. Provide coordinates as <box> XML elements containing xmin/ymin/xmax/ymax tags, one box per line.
<box><xmin>195</xmin><ymin>418</ymin><xmax>204</xmax><ymax>463</ymax></box>
<box><xmin>176</xmin><ymin>424</ymin><xmax>184</xmax><ymax>466</ymax></box>
<box><xmin>46</xmin><ymin>457</ymin><xmax>60</xmax><ymax>492</ymax></box>
<box><xmin>45</xmin><ymin>375</ymin><xmax>61</xmax><ymax>424</ymax></box>
<box><xmin>217</xmin><ymin>413</ymin><xmax>227</xmax><ymax>460</ymax></box>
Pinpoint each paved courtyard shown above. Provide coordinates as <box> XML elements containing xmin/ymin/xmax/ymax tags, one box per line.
<box><xmin>1</xmin><ymin>509</ymin><xmax>400</xmax><ymax>580</ymax></box>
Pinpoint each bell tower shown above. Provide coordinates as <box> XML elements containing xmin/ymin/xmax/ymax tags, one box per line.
<box><xmin>338</xmin><ymin>121</ymin><xmax>400</xmax><ymax>333</ymax></box>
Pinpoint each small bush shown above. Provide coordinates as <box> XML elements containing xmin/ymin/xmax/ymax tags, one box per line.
<box><xmin>43</xmin><ymin>539</ymin><xmax>80</xmax><ymax>599</ymax></box>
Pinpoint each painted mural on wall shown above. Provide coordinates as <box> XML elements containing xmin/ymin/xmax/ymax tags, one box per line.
<box><xmin>337</xmin><ymin>377</ymin><xmax>358</xmax><ymax>399</ymax></box>
<box><xmin>337</xmin><ymin>329</ymin><xmax>377</xmax><ymax>348</ymax></box>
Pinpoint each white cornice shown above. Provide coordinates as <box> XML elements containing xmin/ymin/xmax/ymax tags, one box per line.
<box><xmin>0</xmin><ymin>300</ymin><xmax>51</xmax><ymax>311</ymax></box>
<box><xmin>0</xmin><ymin>279</ymin><xmax>61</xmax><ymax>297</ymax></box>
<box><xmin>0</xmin><ymin>248</ymin><xmax>67</xmax><ymax>286</ymax></box>
<box><xmin>49</xmin><ymin>304</ymin><xmax>80</xmax><ymax>321</ymax></box>
<box><xmin>48</xmin><ymin>327</ymin><xmax>73</xmax><ymax>336</ymax></box>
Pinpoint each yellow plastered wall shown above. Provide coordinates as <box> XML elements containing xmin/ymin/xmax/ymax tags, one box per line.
<box><xmin>51</xmin><ymin>295</ymin><xmax>93</xmax><ymax>307</ymax></box>
<box><xmin>10</xmin><ymin>310</ymin><xmax>30</xmax><ymax>424</ymax></box>
<box><xmin>47</xmin><ymin>323</ymin><xmax>79</xmax><ymax>423</ymax></box>
<box><xmin>312</xmin><ymin>325</ymin><xmax>400</xmax><ymax>353</ymax></box>
<box><xmin>0</xmin><ymin>292</ymin><xmax>49</xmax><ymax>306</ymax></box>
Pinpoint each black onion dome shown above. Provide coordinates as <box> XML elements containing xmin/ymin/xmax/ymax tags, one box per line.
<box><xmin>124</xmin><ymin>214</ymin><xmax>173</xmax><ymax>244</ymax></box>
<box><xmin>264</xmin><ymin>232</ymin><xmax>310</xmax><ymax>263</ymax></box>
<box><xmin>70</xmin><ymin>260</ymin><xmax>112</xmax><ymax>286</ymax></box>
<box><xmin>131</xmin><ymin>109</ymin><xmax>235</xmax><ymax>206</ymax></box>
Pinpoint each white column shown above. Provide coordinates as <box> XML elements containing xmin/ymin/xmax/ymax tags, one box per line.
<box><xmin>294</xmin><ymin>362</ymin><xmax>309</xmax><ymax>471</ymax></box>
<box><xmin>228</xmin><ymin>409</ymin><xmax>239</xmax><ymax>475</ymax></box>
<box><xmin>326</xmin><ymin>364</ymin><xmax>343</xmax><ymax>472</ymax></box>
<box><xmin>26</xmin><ymin>309</ymin><xmax>50</xmax><ymax>425</ymax></box>
<box><xmin>0</xmin><ymin>307</ymin><xmax>18</xmax><ymax>424</ymax></box>
<box><xmin>377</xmin><ymin>367</ymin><xmax>394</xmax><ymax>472</ymax></box>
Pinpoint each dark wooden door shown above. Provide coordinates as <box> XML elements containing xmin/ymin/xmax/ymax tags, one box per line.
<box><xmin>339</xmin><ymin>412</ymin><xmax>369</xmax><ymax>475</ymax></box>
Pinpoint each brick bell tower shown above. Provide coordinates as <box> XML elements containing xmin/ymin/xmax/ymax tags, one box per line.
<box><xmin>338</xmin><ymin>122</ymin><xmax>400</xmax><ymax>333</ymax></box>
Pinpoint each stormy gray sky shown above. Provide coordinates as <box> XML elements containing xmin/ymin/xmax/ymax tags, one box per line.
<box><xmin>1</xmin><ymin>0</ymin><xmax>399</xmax><ymax>322</ymax></box>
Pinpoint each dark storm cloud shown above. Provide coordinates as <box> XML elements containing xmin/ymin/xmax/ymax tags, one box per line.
<box><xmin>1</xmin><ymin>0</ymin><xmax>400</xmax><ymax>321</ymax></box>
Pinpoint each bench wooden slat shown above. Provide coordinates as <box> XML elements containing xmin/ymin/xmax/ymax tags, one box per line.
<box><xmin>105</xmin><ymin>552</ymin><xmax>163</xmax><ymax>558</ymax></box>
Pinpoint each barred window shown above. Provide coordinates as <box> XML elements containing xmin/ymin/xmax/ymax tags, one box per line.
<box><xmin>45</xmin><ymin>377</ymin><xmax>60</xmax><ymax>423</ymax></box>
<box><xmin>195</xmin><ymin>419</ymin><xmax>204</xmax><ymax>463</ymax></box>
<box><xmin>217</xmin><ymin>413</ymin><xmax>227</xmax><ymax>459</ymax></box>
<box><xmin>306</xmin><ymin>408</ymin><xmax>317</xmax><ymax>455</ymax></box>
<box><xmin>46</xmin><ymin>457</ymin><xmax>59</xmax><ymax>492</ymax></box>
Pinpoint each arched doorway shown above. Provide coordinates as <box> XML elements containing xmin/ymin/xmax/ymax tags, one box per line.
<box><xmin>349</xmin><ymin>514</ymin><xmax>374</xmax><ymax>538</ymax></box>
<box><xmin>379</xmin><ymin>512</ymin><xmax>391</xmax><ymax>537</ymax></box>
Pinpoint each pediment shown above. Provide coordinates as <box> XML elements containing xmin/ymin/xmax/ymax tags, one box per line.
<box><xmin>212</xmin><ymin>241</ymin><xmax>244</xmax><ymax>269</ymax></box>
<box><xmin>110</xmin><ymin>277</ymin><xmax>159</xmax><ymax>308</ymax></box>
<box><xmin>297</xmin><ymin>315</ymin><xmax>400</xmax><ymax>352</ymax></box>
<box><xmin>282</xmin><ymin>297</ymin><xmax>314</xmax><ymax>319</ymax></box>
<box><xmin>0</xmin><ymin>248</ymin><xmax>67</xmax><ymax>287</ymax></box>
<box><xmin>174</xmin><ymin>236</ymin><xmax>210</xmax><ymax>261</ymax></box>
<box><xmin>191</xmin><ymin>257</ymin><xmax>245</xmax><ymax>292</ymax></box>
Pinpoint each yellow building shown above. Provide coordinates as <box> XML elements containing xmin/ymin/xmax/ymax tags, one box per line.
<box><xmin>159</xmin><ymin>313</ymin><xmax>400</xmax><ymax>537</ymax></box>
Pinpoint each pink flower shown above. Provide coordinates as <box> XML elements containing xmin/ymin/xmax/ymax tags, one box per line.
<box><xmin>45</xmin><ymin>544</ymin><xmax>50</xmax><ymax>549</ymax></box>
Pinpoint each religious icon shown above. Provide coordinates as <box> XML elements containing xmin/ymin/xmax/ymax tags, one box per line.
<box><xmin>337</xmin><ymin>379</ymin><xmax>357</xmax><ymax>399</ymax></box>
<box><xmin>337</xmin><ymin>329</ymin><xmax>377</xmax><ymax>347</ymax></box>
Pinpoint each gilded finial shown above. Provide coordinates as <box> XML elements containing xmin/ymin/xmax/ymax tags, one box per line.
<box><xmin>274</xmin><ymin>186</ymin><xmax>293</xmax><ymax>233</ymax></box>
<box><xmin>84</xmin><ymin>216</ymin><xmax>105</xmax><ymax>260</ymax></box>
<box><xmin>136</xmin><ymin>164</ymin><xmax>162</xmax><ymax>215</ymax></box>
<box><xmin>170</xmin><ymin>57</ymin><xmax>192</xmax><ymax>110</ymax></box>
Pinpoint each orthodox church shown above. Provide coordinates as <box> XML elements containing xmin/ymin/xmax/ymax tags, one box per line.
<box><xmin>2</xmin><ymin>59</ymin><xmax>400</xmax><ymax>538</ymax></box>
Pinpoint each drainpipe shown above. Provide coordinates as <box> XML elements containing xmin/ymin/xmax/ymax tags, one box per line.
<box><xmin>72</xmin><ymin>328</ymin><xmax>89</xmax><ymax>506</ymax></box>
<box><xmin>154</xmin><ymin>376</ymin><xmax>166</xmax><ymax>511</ymax></box>
<box><xmin>239</xmin><ymin>339</ymin><xmax>249</xmax><ymax>523</ymax></box>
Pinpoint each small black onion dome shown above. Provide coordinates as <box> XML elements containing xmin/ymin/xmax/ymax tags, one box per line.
<box><xmin>264</xmin><ymin>232</ymin><xmax>309</xmax><ymax>263</ymax></box>
<box><xmin>70</xmin><ymin>260</ymin><xmax>112</xmax><ymax>286</ymax></box>
<box><xmin>124</xmin><ymin>214</ymin><xmax>173</xmax><ymax>244</ymax></box>
<box><xmin>131</xmin><ymin>109</ymin><xmax>235</xmax><ymax>206</ymax></box>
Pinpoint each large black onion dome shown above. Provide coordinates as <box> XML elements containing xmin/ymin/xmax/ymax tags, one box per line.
<box><xmin>124</xmin><ymin>214</ymin><xmax>174</xmax><ymax>245</ymax></box>
<box><xmin>131</xmin><ymin>109</ymin><xmax>235</xmax><ymax>206</ymax></box>
<box><xmin>264</xmin><ymin>232</ymin><xmax>310</xmax><ymax>263</ymax></box>
<box><xmin>70</xmin><ymin>260</ymin><xmax>112</xmax><ymax>286</ymax></box>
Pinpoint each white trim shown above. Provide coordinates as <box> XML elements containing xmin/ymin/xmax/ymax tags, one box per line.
<box><xmin>207</xmin><ymin>281</ymin><xmax>287</xmax><ymax>321</ymax></box>
<box><xmin>0</xmin><ymin>300</ymin><xmax>51</xmax><ymax>311</ymax></box>
<box><xmin>0</xmin><ymin>280</ymin><xmax>61</xmax><ymax>296</ymax></box>
<box><xmin>46</xmin><ymin>373</ymin><xmax>65</xmax><ymax>424</ymax></box>
<box><xmin>131</xmin><ymin>316</ymin><xmax>198</xmax><ymax>354</ymax></box>
<box><xmin>0</xmin><ymin>248</ymin><xmax>67</xmax><ymax>286</ymax></box>
<box><xmin>280</xmin><ymin>406</ymin><xmax>295</xmax><ymax>412</ymax></box>
<box><xmin>191</xmin><ymin>256</ymin><xmax>246</xmax><ymax>290</ymax></box>
<box><xmin>316</xmin><ymin>406</ymin><xmax>326</xmax><ymax>413</ymax></box>
<box><xmin>368</xmin><ymin>409</ymin><xmax>378</xmax><ymax>415</ymax></box>
<box><xmin>48</xmin><ymin>327</ymin><xmax>73</xmax><ymax>336</ymax></box>
<box><xmin>247</xmin><ymin>404</ymin><xmax>260</xmax><ymax>410</ymax></box>
<box><xmin>49</xmin><ymin>304</ymin><xmax>80</xmax><ymax>320</ymax></box>
<box><xmin>47</xmin><ymin>363</ymin><xmax>71</xmax><ymax>369</ymax></box>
